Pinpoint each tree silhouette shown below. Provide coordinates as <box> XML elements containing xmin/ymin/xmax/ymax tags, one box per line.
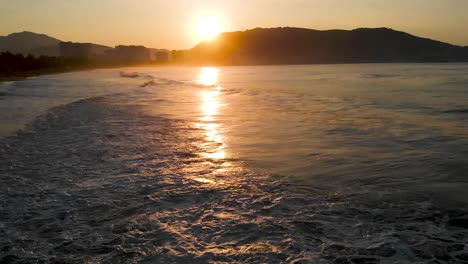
<box><xmin>0</xmin><ymin>52</ymin><xmax>89</xmax><ymax>75</ymax></box>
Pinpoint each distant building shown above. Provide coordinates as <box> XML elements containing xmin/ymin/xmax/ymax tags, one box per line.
<box><xmin>155</xmin><ymin>51</ymin><xmax>169</xmax><ymax>62</ymax></box>
<box><xmin>59</xmin><ymin>42</ymin><xmax>111</xmax><ymax>59</ymax></box>
<box><xmin>112</xmin><ymin>45</ymin><xmax>150</xmax><ymax>62</ymax></box>
<box><xmin>172</xmin><ymin>50</ymin><xmax>187</xmax><ymax>62</ymax></box>
<box><xmin>148</xmin><ymin>48</ymin><xmax>159</xmax><ymax>61</ymax></box>
<box><xmin>59</xmin><ymin>42</ymin><xmax>93</xmax><ymax>58</ymax></box>
<box><xmin>148</xmin><ymin>49</ymin><xmax>171</xmax><ymax>62</ymax></box>
<box><xmin>61</xmin><ymin>42</ymin><xmax>170</xmax><ymax>64</ymax></box>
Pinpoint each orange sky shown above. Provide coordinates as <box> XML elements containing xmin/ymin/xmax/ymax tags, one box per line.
<box><xmin>1</xmin><ymin>0</ymin><xmax>467</xmax><ymax>49</ymax></box>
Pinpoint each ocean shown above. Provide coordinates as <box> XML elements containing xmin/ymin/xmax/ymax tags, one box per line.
<box><xmin>1</xmin><ymin>64</ymin><xmax>467</xmax><ymax>263</ymax></box>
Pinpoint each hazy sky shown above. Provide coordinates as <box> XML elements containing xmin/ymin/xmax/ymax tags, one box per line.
<box><xmin>1</xmin><ymin>0</ymin><xmax>467</xmax><ymax>49</ymax></box>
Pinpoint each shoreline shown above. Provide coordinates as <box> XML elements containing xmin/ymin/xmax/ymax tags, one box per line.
<box><xmin>3</xmin><ymin>61</ymin><xmax>468</xmax><ymax>84</ymax></box>
<box><xmin>0</xmin><ymin>62</ymin><xmax>173</xmax><ymax>83</ymax></box>
<box><xmin>0</xmin><ymin>68</ymin><xmax>89</xmax><ymax>83</ymax></box>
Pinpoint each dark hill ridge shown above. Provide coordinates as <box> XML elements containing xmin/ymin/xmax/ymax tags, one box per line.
<box><xmin>0</xmin><ymin>31</ymin><xmax>113</xmax><ymax>57</ymax></box>
<box><xmin>0</xmin><ymin>31</ymin><xmax>62</xmax><ymax>56</ymax></box>
<box><xmin>188</xmin><ymin>27</ymin><xmax>468</xmax><ymax>65</ymax></box>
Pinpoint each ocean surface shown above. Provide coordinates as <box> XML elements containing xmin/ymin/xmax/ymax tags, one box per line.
<box><xmin>1</xmin><ymin>64</ymin><xmax>467</xmax><ymax>263</ymax></box>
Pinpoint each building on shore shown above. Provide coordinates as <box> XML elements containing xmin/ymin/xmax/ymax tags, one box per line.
<box><xmin>155</xmin><ymin>51</ymin><xmax>170</xmax><ymax>62</ymax></box>
<box><xmin>171</xmin><ymin>50</ymin><xmax>188</xmax><ymax>63</ymax></box>
<box><xmin>59</xmin><ymin>42</ymin><xmax>111</xmax><ymax>59</ymax></box>
<box><xmin>59</xmin><ymin>42</ymin><xmax>93</xmax><ymax>58</ymax></box>
<box><xmin>148</xmin><ymin>49</ymin><xmax>171</xmax><ymax>63</ymax></box>
<box><xmin>60</xmin><ymin>42</ymin><xmax>171</xmax><ymax>64</ymax></box>
<box><xmin>112</xmin><ymin>45</ymin><xmax>150</xmax><ymax>62</ymax></box>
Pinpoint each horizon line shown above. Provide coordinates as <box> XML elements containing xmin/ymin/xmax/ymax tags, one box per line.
<box><xmin>2</xmin><ymin>26</ymin><xmax>467</xmax><ymax>50</ymax></box>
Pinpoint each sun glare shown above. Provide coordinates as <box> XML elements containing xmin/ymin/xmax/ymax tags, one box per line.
<box><xmin>197</xmin><ymin>16</ymin><xmax>221</xmax><ymax>41</ymax></box>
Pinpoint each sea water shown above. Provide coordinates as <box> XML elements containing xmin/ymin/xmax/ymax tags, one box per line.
<box><xmin>1</xmin><ymin>64</ymin><xmax>467</xmax><ymax>263</ymax></box>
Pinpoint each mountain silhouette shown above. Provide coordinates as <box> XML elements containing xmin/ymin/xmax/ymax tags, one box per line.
<box><xmin>0</xmin><ymin>32</ymin><xmax>115</xmax><ymax>58</ymax></box>
<box><xmin>187</xmin><ymin>27</ymin><xmax>468</xmax><ymax>65</ymax></box>
<box><xmin>0</xmin><ymin>31</ymin><xmax>62</xmax><ymax>56</ymax></box>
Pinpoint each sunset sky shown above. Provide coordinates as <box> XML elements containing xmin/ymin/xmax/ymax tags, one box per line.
<box><xmin>1</xmin><ymin>0</ymin><xmax>467</xmax><ymax>49</ymax></box>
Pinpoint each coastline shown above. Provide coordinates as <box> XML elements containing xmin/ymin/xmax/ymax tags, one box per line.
<box><xmin>0</xmin><ymin>68</ymin><xmax>82</xmax><ymax>83</ymax></box>
<box><xmin>3</xmin><ymin>62</ymin><xmax>468</xmax><ymax>85</ymax></box>
<box><xmin>0</xmin><ymin>72</ymin><xmax>44</xmax><ymax>83</ymax></box>
<box><xmin>0</xmin><ymin>62</ymin><xmax>174</xmax><ymax>84</ymax></box>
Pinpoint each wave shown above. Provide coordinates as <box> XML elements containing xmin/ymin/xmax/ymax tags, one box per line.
<box><xmin>442</xmin><ymin>108</ymin><xmax>468</xmax><ymax>114</ymax></box>
<box><xmin>140</xmin><ymin>80</ymin><xmax>157</xmax><ymax>87</ymax></box>
<box><xmin>362</xmin><ymin>73</ymin><xmax>401</xmax><ymax>79</ymax></box>
<box><xmin>118</xmin><ymin>70</ymin><xmax>219</xmax><ymax>89</ymax></box>
<box><xmin>1</xmin><ymin>92</ymin><xmax>467</xmax><ymax>263</ymax></box>
<box><xmin>119</xmin><ymin>71</ymin><xmax>140</xmax><ymax>78</ymax></box>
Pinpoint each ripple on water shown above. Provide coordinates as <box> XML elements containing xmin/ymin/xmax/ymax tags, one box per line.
<box><xmin>0</xmin><ymin>93</ymin><xmax>467</xmax><ymax>263</ymax></box>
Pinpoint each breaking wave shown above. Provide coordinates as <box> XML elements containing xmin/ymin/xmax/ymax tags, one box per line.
<box><xmin>443</xmin><ymin>108</ymin><xmax>468</xmax><ymax>114</ymax></box>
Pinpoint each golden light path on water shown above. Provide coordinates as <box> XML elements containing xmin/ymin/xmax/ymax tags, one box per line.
<box><xmin>192</xmin><ymin>67</ymin><xmax>230</xmax><ymax>185</ymax></box>
<box><xmin>196</xmin><ymin>67</ymin><xmax>227</xmax><ymax>162</ymax></box>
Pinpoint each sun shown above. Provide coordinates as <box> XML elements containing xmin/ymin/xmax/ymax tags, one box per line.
<box><xmin>197</xmin><ymin>16</ymin><xmax>221</xmax><ymax>41</ymax></box>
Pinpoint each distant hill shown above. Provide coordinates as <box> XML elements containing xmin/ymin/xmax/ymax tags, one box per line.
<box><xmin>187</xmin><ymin>27</ymin><xmax>468</xmax><ymax>65</ymax></box>
<box><xmin>0</xmin><ymin>32</ymin><xmax>113</xmax><ymax>57</ymax></box>
<box><xmin>0</xmin><ymin>31</ymin><xmax>62</xmax><ymax>56</ymax></box>
<box><xmin>59</xmin><ymin>41</ymin><xmax>113</xmax><ymax>57</ymax></box>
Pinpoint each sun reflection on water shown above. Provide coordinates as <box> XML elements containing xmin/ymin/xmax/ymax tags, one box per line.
<box><xmin>198</xmin><ymin>67</ymin><xmax>220</xmax><ymax>86</ymax></box>
<box><xmin>196</xmin><ymin>67</ymin><xmax>227</xmax><ymax>161</ymax></box>
<box><xmin>201</xmin><ymin>90</ymin><xmax>220</xmax><ymax>121</ymax></box>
